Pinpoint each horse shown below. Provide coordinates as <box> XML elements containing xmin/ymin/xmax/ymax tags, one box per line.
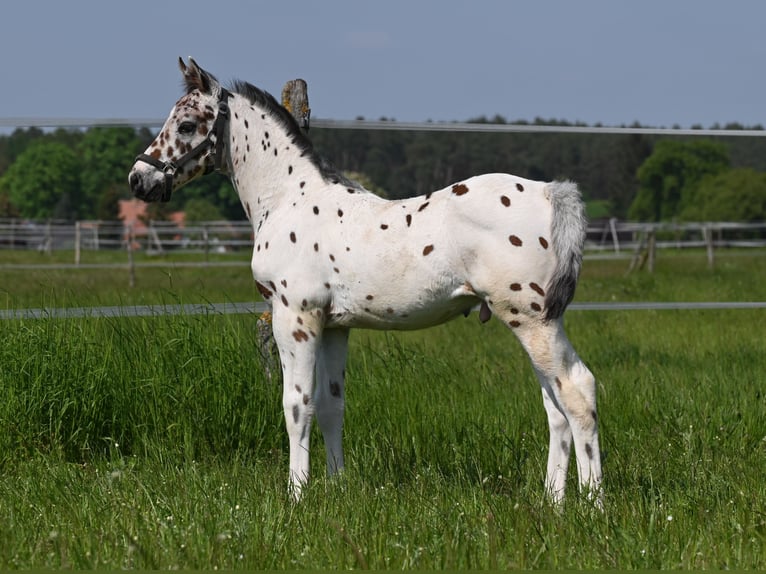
<box><xmin>128</xmin><ymin>58</ymin><xmax>603</xmax><ymax>504</ymax></box>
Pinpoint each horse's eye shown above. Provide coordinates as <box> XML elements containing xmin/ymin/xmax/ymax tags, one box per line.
<box><xmin>178</xmin><ymin>121</ymin><xmax>196</xmax><ymax>135</ymax></box>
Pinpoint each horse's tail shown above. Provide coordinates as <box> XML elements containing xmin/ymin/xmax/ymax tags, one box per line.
<box><xmin>544</xmin><ymin>181</ymin><xmax>587</xmax><ymax>321</ymax></box>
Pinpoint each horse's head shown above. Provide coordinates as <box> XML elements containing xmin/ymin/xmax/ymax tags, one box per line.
<box><xmin>128</xmin><ymin>58</ymin><xmax>231</xmax><ymax>202</ymax></box>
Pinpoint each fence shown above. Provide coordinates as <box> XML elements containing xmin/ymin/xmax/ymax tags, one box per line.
<box><xmin>0</xmin><ymin>218</ymin><xmax>253</xmax><ymax>259</ymax></box>
<box><xmin>1</xmin><ymin>217</ymin><xmax>765</xmax><ymax>272</ymax></box>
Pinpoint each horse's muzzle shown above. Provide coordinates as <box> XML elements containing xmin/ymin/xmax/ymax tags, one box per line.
<box><xmin>128</xmin><ymin>169</ymin><xmax>164</xmax><ymax>203</ymax></box>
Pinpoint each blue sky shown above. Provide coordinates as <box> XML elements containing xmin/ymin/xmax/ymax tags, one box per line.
<box><xmin>1</xmin><ymin>0</ymin><xmax>765</xmax><ymax>128</ymax></box>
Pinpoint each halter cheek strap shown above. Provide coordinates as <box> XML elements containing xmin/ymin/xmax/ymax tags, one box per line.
<box><xmin>135</xmin><ymin>88</ymin><xmax>232</xmax><ymax>202</ymax></box>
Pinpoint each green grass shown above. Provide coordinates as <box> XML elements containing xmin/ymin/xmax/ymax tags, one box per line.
<box><xmin>0</xmin><ymin>249</ymin><xmax>765</xmax><ymax>568</ymax></box>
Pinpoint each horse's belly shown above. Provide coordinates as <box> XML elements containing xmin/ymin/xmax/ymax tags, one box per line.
<box><xmin>326</xmin><ymin>294</ymin><xmax>479</xmax><ymax>331</ymax></box>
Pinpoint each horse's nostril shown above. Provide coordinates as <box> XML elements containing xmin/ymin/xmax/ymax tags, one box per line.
<box><xmin>129</xmin><ymin>172</ymin><xmax>145</xmax><ymax>198</ymax></box>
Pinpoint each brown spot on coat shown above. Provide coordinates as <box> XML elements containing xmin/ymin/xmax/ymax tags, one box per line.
<box><xmin>516</xmin><ymin>183</ymin><xmax>524</xmax><ymax>191</ymax></box>
<box><xmin>509</xmin><ymin>320</ymin><xmax>521</xmax><ymax>328</ymax></box>
<box><xmin>293</xmin><ymin>329</ymin><xmax>309</xmax><ymax>342</ymax></box>
<box><xmin>380</xmin><ymin>224</ymin><xmax>388</xmax><ymax>230</ymax></box>
<box><xmin>531</xmin><ymin>302</ymin><xmax>542</xmax><ymax>312</ymax></box>
<box><xmin>313</xmin><ymin>206</ymin><xmax>319</xmax><ymax>215</ymax></box>
<box><xmin>452</xmin><ymin>183</ymin><xmax>469</xmax><ymax>195</ymax></box>
<box><xmin>406</xmin><ymin>214</ymin><xmax>412</xmax><ymax>227</ymax></box>
<box><xmin>417</xmin><ymin>202</ymin><xmax>429</xmax><ymax>212</ymax></box>
<box><xmin>539</xmin><ymin>236</ymin><xmax>549</xmax><ymax>249</ymax></box>
<box><xmin>256</xmin><ymin>282</ymin><xmax>273</xmax><ymax>299</ymax></box>
<box><xmin>422</xmin><ymin>244</ymin><xmax>434</xmax><ymax>256</ymax></box>
<box><xmin>281</xmin><ymin>294</ymin><xmax>289</xmax><ymax>307</ymax></box>
<box><xmin>500</xmin><ymin>195</ymin><xmax>511</xmax><ymax>207</ymax></box>
<box><xmin>510</xmin><ymin>283</ymin><xmax>522</xmax><ymax>291</ymax></box>
<box><xmin>303</xmin><ymin>394</ymin><xmax>310</xmax><ymax>405</ymax></box>
<box><xmin>509</xmin><ymin>235</ymin><xmax>523</xmax><ymax>246</ymax></box>
<box><xmin>289</xmin><ymin>231</ymin><xmax>297</xmax><ymax>243</ymax></box>
<box><xmin>337</xmin><ymin>209</ymin><xmax>344</xmax><ymax>218</ymax></box>
<box><xmin>530</xmin><ymin>282</ymin><xmax>545</xmax><ymax>296</ymax></box>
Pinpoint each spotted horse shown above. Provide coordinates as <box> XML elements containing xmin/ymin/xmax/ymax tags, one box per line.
<box><xmin>129</xmin><ymin>58</ymin><xmax>603</xmax><ymax>505</ymax></box>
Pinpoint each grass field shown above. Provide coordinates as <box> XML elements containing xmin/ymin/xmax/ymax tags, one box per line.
<box><xmin>0</xmin><ymin>249</ymin><xmax>765</xmax><ymax>568</ymax></box>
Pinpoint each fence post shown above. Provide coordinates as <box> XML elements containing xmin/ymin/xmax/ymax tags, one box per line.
<box><xmin>44</xmin><ymin>220</ymin><xmax>52</xmax><ymax>255</ymax></box>
<box><xmin>609</xmin><ymin>217</ymin><xmax>620</xmax><ymax>253</ymax></box>
<box><xmin>704</xmin><ymin>224</ymin><xmax>715</xmax><ymax>270</ymax></box>
<box><xmin>74</xmin><ymin>221</ymin><xmax>81</xmax><ymax>265</ymax></box>
<box><xmin>126</xmin><ymin>223</ymin><xmax>136</xmax><ymax>288</ymax></box>
<box><xmin>203</xmin><ymin>225</ymin><xmax>209</xmax><ymax>265</ymax></box>
<box><xmin>647</xmin><ymin>229</ymin><xmax>656</xmax><ymax>273</ymax></box>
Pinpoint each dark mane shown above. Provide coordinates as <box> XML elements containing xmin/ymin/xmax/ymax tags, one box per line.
<box><xmin>228</xmin><ymin>80</ymin><xmax>361</xmax><ymax>189</ymax></box>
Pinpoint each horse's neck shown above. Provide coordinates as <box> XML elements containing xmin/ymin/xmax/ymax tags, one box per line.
<box><xmin>226</xmin><ymin>97</ymin><xmax>321</xmax><ymax>224</ymax></box>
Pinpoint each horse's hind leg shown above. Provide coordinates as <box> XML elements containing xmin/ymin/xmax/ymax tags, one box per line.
<box><xmin>509</xmin><ymin>317</ymin><xmax>602</xmax><ymax>503</ymax></box>
<box><xmin>314</xmin><ymin>327</ymin><xmax>349</xmax><ymax>476</ymax></box>
<box><xmin>540</xmin><ymin>385</ymin><xmax>573</xmax><ymax>503</ymax></box>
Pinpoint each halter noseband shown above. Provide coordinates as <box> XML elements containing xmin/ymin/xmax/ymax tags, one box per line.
<box><xmin>135</xmin><ymin>88</ymin><xmax>232</xmax><ymax>202</ymax></box>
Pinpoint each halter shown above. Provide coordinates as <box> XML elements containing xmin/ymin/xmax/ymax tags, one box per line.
<box><xmin>135</xmin><ymin>88</ymin><xmax>232</xmax><ymax>202</ymax></box>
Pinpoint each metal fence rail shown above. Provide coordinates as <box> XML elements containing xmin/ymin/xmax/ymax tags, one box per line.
<box><xmin>2</xmin><ymin>300</ymin><xmax>765</xmax><ymax>321</ymax></box>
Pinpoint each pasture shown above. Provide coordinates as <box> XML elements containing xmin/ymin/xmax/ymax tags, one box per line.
<box><xmin>0</xmin><ymin>250</ymin><xmax>765</xmax><ymax>568</ymax></box>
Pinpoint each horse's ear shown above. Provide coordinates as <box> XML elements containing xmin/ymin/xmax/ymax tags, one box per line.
<box><xmin>178</xmin><ymin>57</ymin><xmax>218</xmax><ymax>94</ymax></box>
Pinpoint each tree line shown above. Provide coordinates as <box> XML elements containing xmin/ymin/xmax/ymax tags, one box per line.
<box><xmin>1</xmin><ymin>117</ymin><xmax>765</xmax><ymax>223</ymax></box>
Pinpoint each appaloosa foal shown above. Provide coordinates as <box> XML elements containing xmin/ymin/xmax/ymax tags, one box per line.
<box><xmin>129</xmin><ymin>58</ymin><xmax>602</xmax><ymax>504</ymax></box>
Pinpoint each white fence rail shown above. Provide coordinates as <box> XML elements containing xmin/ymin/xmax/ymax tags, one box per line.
<box><xmin>1</xmin><ymin>218</ymin><xmax>765</xmax><ymax>272</ymax></box>
<box><xmin>0</xmin><ymin>219</ymin><xmax>254</xmax><ymax>258</ymax></box>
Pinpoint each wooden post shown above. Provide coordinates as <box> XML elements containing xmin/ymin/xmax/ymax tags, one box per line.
<box><xmin>281</xmin><ymin>79</ymin><xmax>311</xmax><ymax>132</ymax></box>
<box><xmin>74</xmin><ymin>221</ymin><xmax>81</xmax><ymax>265</ymax></box>
<box><xmin>609</xmin><ymin>217</ymin><xmax>620</xmax><ymax>253</ymax></box>
<box><xmin>44</xmin><ymin>220</ymin><xmax>52</xmax><ymax>255</ymax></box>
<box><xmin>704</xmin><ymin>224</ymin><xmax>715</xmax><ymax>270</ymax></box>
<box><xmin>647</xmin><ymin>229</ymin><xmax>656</xmax><ymax>273</ymax></box>
<box><xmin>126</xmin><ymin>223</ymin><xmax>136</xmax><ymax>288</ymax></box>
<box><xmin>203</xmin><ymin>225</ymin><xmax>209</xmax><ymax>265</ymax></box>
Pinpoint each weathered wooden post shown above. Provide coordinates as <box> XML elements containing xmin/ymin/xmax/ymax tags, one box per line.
<box><xmin>281</xmin><ymin>79</ymin><xmax>311</xmax><ymax>131</ymax></box>
<box><xmin>647</xmin><ymin>228</ymin><xmax>656</xmax><ymax>273</ymax></box>
<box><xmin>74</xmin><ymin>221</ymin><xmax>81</xmax><ymax>265</ymax></box>
<box><xmin>704</xmin><ymin>224</ymin><xmax>715</xmax><ymax>270</ymax></box>
<box><xmin>126</xmin><ymin>223</ymin><xmax>136</xmax><ymax>288</ymax></box>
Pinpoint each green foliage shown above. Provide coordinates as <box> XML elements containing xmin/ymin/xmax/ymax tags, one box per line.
<box><xmin>0</xmin><ymin>140</ymin><xmax>82</xmax><ymax>219</ymax></box>
<box><xmin>680</xmin><ymin>168</ymin><xmax>766</xmax><ymax>221</ymax></box>
<box><xmin>629</xmin><ymin>140</ymin><xmax>730</xmax><ymax>221</ymax></box>
<box><xmin>183</xmin><ymin>197</ymin><xmax>225</xmax><ymax>222</ymax></box>
<box><xmin>77</xmin><ymin>127</ymin><xmax>144</xmax><ymax>218</ymax></box>
<box><xmin>3</xmin><ymin>120</ymin><xmax>766</xmax><ymax>222</ymax></box>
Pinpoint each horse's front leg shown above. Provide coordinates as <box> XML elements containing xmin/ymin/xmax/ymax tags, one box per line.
<box><xmin>271</xmin><ymin>307</ymin><xmax>322</xmax><ymax>499</ymax></box>
<box><xmin>314</xmin><ymin>328</ymin><xmax>349</xmax><ymax>476</ymax></box>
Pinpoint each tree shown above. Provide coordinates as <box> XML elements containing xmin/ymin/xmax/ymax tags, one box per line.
<box><xmin>78</xmin><ymin>127</ymin><xmax>144</xmax><ymax>219</ymax></box>
<box><xmin>0</xmin><ymin>140</ymin><xmax>81</xmax><ymax>219</ymax></box>
<box><xmin>680</xmin><ymin>168</ymin><xmax>766</xmax><ymax>222</ymax></box>
<box><xmin>629</xmin><ymin>140</ymin><xmax>730</xmax><ymax>221</ymax></box>
<box><xmin>183</xmin><ymin>197</ymin><xmax>224</xmax><ymax>222</ymax></box>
